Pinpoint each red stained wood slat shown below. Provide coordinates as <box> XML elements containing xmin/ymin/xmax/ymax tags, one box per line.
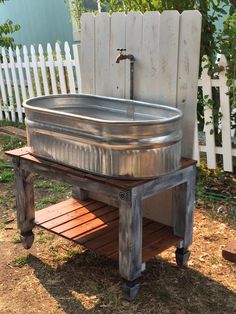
<box><xmin>74</xmin><ymin>218</ymin><xmax>119</xmax><ymax>245</ymax></box>
<box><xmin>62</xmin><ymin>209</ymin><xmax>119</xmax><ymax>239</ymax></box>
<box><xmin>35</xmin><ymin>198</ymin><xmax>95</xmax><ymax>222</ymax></box>
<box><xmin>40</xmin><ymin>201</ymin><xmax>108</xmax><ymax>229</ymax></box>
<box><xmin>142</xmin><ymin>227</ymin><xmax>181</xmax><ymax>261</ymax></box>
<box><xmin>52</xmin><ymin>205</ymin><xmax>116</xmax><ymax>234</ymax></box>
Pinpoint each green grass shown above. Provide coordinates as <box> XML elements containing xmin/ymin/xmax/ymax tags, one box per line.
<box><xmin>0</xmin><ymin>120</ymin><xmax>25</xmax><ymax>129</ymax></box>
<box><xmin>13</xmin><ymin>256</ymin><xmax>28</xmax><ymax>268</ymax></box>
<box><xmin>0</xmin><ymin>170</ymin><xmax>15</xmax><ymax>182</ymax></box>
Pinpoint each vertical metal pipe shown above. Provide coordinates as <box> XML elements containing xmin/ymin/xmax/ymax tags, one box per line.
<box><xmin>130</xmin><ymin>60</ymin><xmax>134</xmax><ymax>100</ymax></box>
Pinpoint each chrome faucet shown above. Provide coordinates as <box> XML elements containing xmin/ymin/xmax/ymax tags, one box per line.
<box><xmin>116</xmin><ymin>48</ymin><xmax>135</xmax><ymax>100</ymax></box>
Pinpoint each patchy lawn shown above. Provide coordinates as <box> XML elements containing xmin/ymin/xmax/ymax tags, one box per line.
<box><xmin>0</xmin><ymin>131</ymin><xmax>235</xmax><ymax>314</ymax></box>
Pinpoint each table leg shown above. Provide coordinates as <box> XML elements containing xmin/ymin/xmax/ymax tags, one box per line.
<box><xmin>72</xmin><ymin>186</ymin><xmax>89</xmax><ymax>201</ymax></box>
<box><xmin>13</xmin><ymin>158</ymin><xmax>35</xmax><ymax>249</ymax></box>
<box><xmin>173</xmin><ymin>165</ymin><xmax>196</xmax><ymax>266</ymax></box>
<box><xmin>118</xmin><ymin>187</ymin><xmax>143</xmax><ymax>300</ymax></box>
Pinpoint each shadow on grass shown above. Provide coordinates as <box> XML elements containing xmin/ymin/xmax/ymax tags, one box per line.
<box><xmin>27</xmin><ymin>252</ymin><xmax>236</xmax><ymax>314</ymax></box>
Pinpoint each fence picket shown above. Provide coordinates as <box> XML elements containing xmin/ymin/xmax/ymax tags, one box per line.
<box><xmin>219</xmin><ymin>55</ymin><xmax>233</xmax><ymax>172</ymax></box>
<box><xmin>201</xmin><ymin>59</ymin><xmax>216</xmax><ymax>169</ymax></box>
<box><xmin>64</xmin><ymin>42</ymin><xmax>76</xmax><ymax>94</ymax></box>
<box><xmin>0</xmin><ymin>63</ymin><xmax>9</xmax><ymax>120</ymax></box>
<box><xmin>31</xmin><ymin>45</ymin><xmax>42</xmax><ymax>96</ymax></box>
<box><xmin>23</xmin><ymin>45</ymin><xmax>34</xmax><ymax>98</ymax></box>
<box><xmin>38</xmin><ymin>44</ymin><xmax>50</xmax><ymax>96</ymax></box>
<box><xmin>47</xmin><ymin>43</ymin><xmax>58</xmax><ymax>94</ymax></box>
<box><xmin>16</xmin><ymin>47</ymin><xmax>27</xmax><ymax>101</ymax></box>
<box><xmin>2</xmin><ymin>48</ymin><xmax>16</xmax><ymax>121</ymax></box>
<box><xmin>9</xmin><ymin>48</ymin><xmax>23</xmax><ymax>122</ymax></box>
<box><xmin>55</xmin><ymin>43</ymin><xmax>67</xmax><ymax>94</ymax></box>
<box><xmin>72</xmin><ymin>44</ymin><xmax>81</xmax><ymax>93</ymax></box>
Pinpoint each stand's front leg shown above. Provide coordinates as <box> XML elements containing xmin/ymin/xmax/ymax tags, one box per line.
<box><xmin>118</xmin><ymin>188</ymin><xmax>143</xmax><ymax>301</ymax></box>
<box><xmin>13</xmin><ymin>158</ymin><xmax>35</xmax><ymax>249</ymax></box>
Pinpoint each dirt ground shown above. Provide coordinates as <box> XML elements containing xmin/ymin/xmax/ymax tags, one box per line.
<box><xmin>0</xmin><ymin>132</ymin><xmax>235</xmax><ymax>314</ymax></box>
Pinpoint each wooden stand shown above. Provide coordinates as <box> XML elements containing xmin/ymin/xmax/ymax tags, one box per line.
<box><xmin>6</xmin><ymin>147</ymin><xmax>196</xmax><ymax>300</ymax></box>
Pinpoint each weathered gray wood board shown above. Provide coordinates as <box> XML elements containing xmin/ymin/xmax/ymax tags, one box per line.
<box><xmin>80</xmin><ymin>10</ymin><xmax>202</xmax><ymax>159</ymax></box>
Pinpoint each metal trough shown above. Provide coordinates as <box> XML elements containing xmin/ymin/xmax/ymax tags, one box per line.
<box><xmin>24</xmin><ymin>94</ymin><xmax>183</xmax><ymax>179</ymax></box>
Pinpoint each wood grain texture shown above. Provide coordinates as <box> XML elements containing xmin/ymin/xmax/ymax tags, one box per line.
<box><xmin>110</xmin><ymin>13</ymin><xmax>126</xmax><ymax>98</ymax></box>
<box><xmin>35</xmin><ymin>198</ymin><xmax>181</xmax><ymax>262</ymax></box>
<box><xmin>13</xmin><ymin>160</ymin><xmax>35</xmax><ymax>233</ymax></box>
<box><xmin>80</xmin><ymin>13</ymin><xmax>95</xmax><ymax>94</ymax></box>
<box><xmin>119</xmin><ymin>186</ymin><xmax>143</xmax><ymax>281</ymax></box>
<box><xmin>177</xmin><ymin>11</ymin><xmax>202</xmax><ymax>158</ymax></box>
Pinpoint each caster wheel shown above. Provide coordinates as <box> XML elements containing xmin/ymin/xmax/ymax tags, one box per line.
<box><xmin>20</xmin><ymin>230</ymin><xmax>34</xmax><ymax>249</ymax></box>
<box><xmin>175</xmin><ymin>248</ymin><xmax>190</xmax><ymax>267</ymax></box>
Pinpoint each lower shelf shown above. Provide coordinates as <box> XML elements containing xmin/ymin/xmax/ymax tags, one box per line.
<box><xmin>35</xmin><ymin>197</ymin><xmax>181</xmax><ymax>262</ymax></box>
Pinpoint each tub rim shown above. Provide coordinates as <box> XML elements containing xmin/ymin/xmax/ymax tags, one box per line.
<box><xmin>23</xmin><ymin>93</ymin><xmax>183</xmax><ymax>126</ymax></box>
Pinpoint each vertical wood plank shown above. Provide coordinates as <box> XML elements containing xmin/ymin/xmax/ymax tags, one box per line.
<box><xmin>55</xmin><ymin>43</ymin><xmax>67</xmax><ymax>94</ymax></box>
<box><xmin>125</xmin><ymin>12</ymin><xmax>143</xmax><ymax>99</ymax></box>
<box><xmin>139</xmin><ymin>11</ymin><xmax>160</xmax><ymax>102</ymax></box>
<box><xmin>201</xmin><ymin>58</ymin><xmax>217</xmax><ymax>169</ymax></box>
<box><xmin>0</xmin><ymin>65</ymin><xmax>3</xmax><ymax>120</ymax></box>
<box><xmin>9</xmin><ymin>48</ymin><xmax>23</xmax><ymax>122</ymax></box>
<box><xmin>47</xmin><ymin>43</ymin><xmax>58</xmax><ymax>95</ymax></box>
<box><xmin>119</xmin><ymin>187</ymin><xmax>143</xmax><ymax>281</ymax></box>
<box><xmin>30</xmin><ymin>45</ymin><xmax>42</xmax><ymax>96</ymax></box>
<box><xmin>80</xmin><ymin>13</ymin><xmax>95</xmax><ymax>94</ymax></box>
<box><xmin>23</xmin><ymin>45</ymin><xmax>34</xmax><ymax>98</ymax></box>
<box><xmin>38</xmin><ymin>44</ymin><xmax>50</xmax><ymax>96</ymax></box>
<box><xmin>193</xmin><ymin>121</ymin><xmax>200</xmax><ymax>164</ymax></box>
<box><xmin>72</xmin><ymin>44</ymin><xmax>81</xmax><ymax>93</ymax></box>
<box><xmin>0</xmin><ymin>62</ymin><xmax>10</xmax><ymax>120</ymax></box>
<box><xmin>16</xmin><ymin>46</ymin><xmax>27</xmax><ymax>101</ymax></box>
<box><xmin>64</xmin><ymin>41</ymin><xmax>76</xmax><ymax>94</ymax></box>
<box><xmin>177</xmin><ymin>10</ymin><xmax>202</xmax><ymax>158</ymax></box>
<box><xmin>13</xmin><ymin>161</ymin><xmax>35</xmax><ymax>234</ymax></box>
<box><xmin>2</xmin><ymin>48</ymin><xmax>16</xmax><ymax>121</ymax></box>
<box><xmin>109</xmin><ymin>12</ymin><xmax>126</xmax><ymax>98</ymax></box>
<box><xmin>219</xmin><ymin>55</ymin><xmax>233</xmax><ymax>172</ymax></box>
<box><xmin>155</xmin><ymin>11</ymin><xmax>180</xmax><ymax>107</ymax></box>
<box><xmin>95</xmin><ymin>13</ymin><xmax>110</xmax><ymax>96</ymax></box>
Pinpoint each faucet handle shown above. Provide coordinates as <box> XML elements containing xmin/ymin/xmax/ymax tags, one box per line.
<box><xmin>117</xmin><ymin>48</ymin><xmax>126</xmax><ymax>53</ymax></box>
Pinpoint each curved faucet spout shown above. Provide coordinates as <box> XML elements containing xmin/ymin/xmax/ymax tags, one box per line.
<box><xmin>116</xmin><ymin>48</ymin><xmax>135</xmax><ymax>63</ymax></box>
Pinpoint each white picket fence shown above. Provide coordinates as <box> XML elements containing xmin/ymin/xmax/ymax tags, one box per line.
<box><xmin>0</xmin><ymin>42</ymin><xmax>235</xmax><ymax>172</ymax></box>
<box><xmin>0</xmin><ymin>42</ymin><xmax>80</xmax><ymax>122</ymax></box>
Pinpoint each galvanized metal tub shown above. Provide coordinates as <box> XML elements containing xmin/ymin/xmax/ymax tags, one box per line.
<box><xmin>24</xmin><ymin>94</ymin><xmax>183</xmax><ymax>179</ymax></box>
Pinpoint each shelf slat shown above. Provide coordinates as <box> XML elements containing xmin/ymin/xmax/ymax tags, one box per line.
<box><xmin>35</xmin><ymin>198</ymin><xmax>182</xmax><ymax>262</ymax></box>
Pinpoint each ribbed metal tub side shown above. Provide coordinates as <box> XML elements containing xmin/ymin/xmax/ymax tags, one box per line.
<box><xmin>24</xmin><ymin>94</ymin><xmax>183</xmax><ymax>179</ymax></box>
